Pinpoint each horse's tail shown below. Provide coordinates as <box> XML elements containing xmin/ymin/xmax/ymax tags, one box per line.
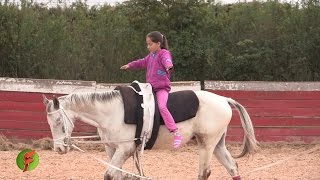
<box><xmin>226</xmin><ymin>98</ymin><xmax>259</xmax><ymax>158</ymax></box>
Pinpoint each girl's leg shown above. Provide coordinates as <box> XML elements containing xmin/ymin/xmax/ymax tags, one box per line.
<box><xmin>156</xmin><ymin>89</ymin><xmax>182</xmax><ymax>148</ymax></box>
<box><xmin>156</xmin><ymin>89</ymin><xmax>176</xmax><ymax>131</ymax></box>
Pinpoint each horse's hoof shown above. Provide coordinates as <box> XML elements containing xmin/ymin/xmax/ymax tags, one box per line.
<box><xmin>123</xmin><ymin>174</ymin><xmax>142</xmax><ymax>180</ymax></box>
<box><xmin>104</xmin><ymin>174</ymin><xmax>113</xmax><ymax>180</ymax></box>
<box><xmin>232</xmin><ymin>175</ymin><xmax>241</xmax><ymax>180</ymax></box>
<box><xmin>197</xmin><ymin>168</ymin><xmax>211</xmax><ymax>180</ymax></box>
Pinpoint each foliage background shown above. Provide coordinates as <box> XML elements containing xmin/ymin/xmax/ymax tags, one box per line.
<box><xmin>0</xmin><ymin>0</ymin><xmax>319</xmax><ymax>83</ymax></box>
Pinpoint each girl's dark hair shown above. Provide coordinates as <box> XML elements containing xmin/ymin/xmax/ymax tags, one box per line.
<box><xmin>147</xmin><ymin>31</ymin><xmax>169</xmax><ymax>50</ymax></box>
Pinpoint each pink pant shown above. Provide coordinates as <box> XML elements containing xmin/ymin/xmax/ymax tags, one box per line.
<box><xmin>156</xmin><ymin>89</ymin><xmax>177</xmax><ymax>132</ymax></box>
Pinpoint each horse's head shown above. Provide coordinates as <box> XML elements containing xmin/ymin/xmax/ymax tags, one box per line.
<box><xmin>43</xmin><ymin>95</ymin><xmax>75</xmax><ymax>154</ymax></box>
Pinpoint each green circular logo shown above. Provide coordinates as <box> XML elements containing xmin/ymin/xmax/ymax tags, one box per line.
<box><xmin>16</xmin><ymin>149</ymin><xmax>39</xmax><ymax>172</ymax></box>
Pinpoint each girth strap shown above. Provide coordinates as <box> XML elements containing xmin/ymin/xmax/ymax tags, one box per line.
<box><xmin>131</xmin><ymin>81</ymin><xmax>155</xmax><ymax>155</ymax></box>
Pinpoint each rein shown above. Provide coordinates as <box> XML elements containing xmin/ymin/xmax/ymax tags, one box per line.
<box><xmin>47</xmin><ymin>107</ymin><xmax>141</xmax><ymax>146</ymax></box>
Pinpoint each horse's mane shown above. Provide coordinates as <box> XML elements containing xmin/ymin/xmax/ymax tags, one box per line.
<box><xmin>60</xmin><ymin>90</ymin><xmax>121</xmax><ymax>107</ymax></box>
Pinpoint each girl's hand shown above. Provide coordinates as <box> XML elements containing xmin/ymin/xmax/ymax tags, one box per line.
<box><xmin>166</xmin><ymin>66</ymin><xmax>173</xmax><ymax>72</ymax></box>
<box><xmin>120</xmin><ymin>64</ymin><xmax>129</xmax><ymax>70</ymax></box>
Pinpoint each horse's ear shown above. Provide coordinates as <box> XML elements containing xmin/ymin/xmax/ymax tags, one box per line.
<box><xmin>42</xmin><ymin>94</ymin><xmax>49</xmax><ymax>105</ymax></box>
<box><xmin>53</xmin><ymin>95</ymin><xmax>59</xmax><ymax>109</ymax></box>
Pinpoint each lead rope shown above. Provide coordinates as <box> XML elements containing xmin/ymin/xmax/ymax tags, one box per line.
<box><xmin>71</xmin><ymin>135</ymin><xmax>145</xmax><ymax>177</ymax></box>
<box><xmin>218</xmin><ymin>145</ymin><xmax>320</xmax><ymax>179</ymax></box>
<box><xmin>71</xmin><ymin>144</ymin><xmax>151</xmax><ymax>180</ymax></box>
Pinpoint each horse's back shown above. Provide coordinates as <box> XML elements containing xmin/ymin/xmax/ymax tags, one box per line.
<box><xmin>195</xmin><ymin>90</ymin><xmax>232</xmax><ymax>115</ymax></box>
<box><xmin>152</xmin><ymin>90</ymin><xmax>232</xmax><ymax>149</ymax></box>
<box><xmin>194</xmin><ymin>90</ymin><xmax>233</xmax><ymax>127</ymax></box>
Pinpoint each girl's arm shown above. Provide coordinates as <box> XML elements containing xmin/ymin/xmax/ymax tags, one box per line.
<box><xmin>127</xmin><ymin>57</ymin><xmax>147</xmax><ymax>69</ymax></box>
<box><xmin>161</xmin><ymin>50</ymin><xmax>174</xmax><ymax>72</ymax></box>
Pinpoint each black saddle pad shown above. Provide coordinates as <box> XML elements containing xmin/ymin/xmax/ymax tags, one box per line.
<box><xmin>115</xmin><ymin>82</ymin><xmax>199</xmax><ymax>149</ymax></box>
<box><xmin>162</xmin><ymin>90</ymin><xmax>199</xmax><ymax>125</ymax></box>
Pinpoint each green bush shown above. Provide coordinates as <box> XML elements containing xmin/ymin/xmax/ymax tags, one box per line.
<box><xmin>0</xmin><ymin>0</ymin><xmax>319</xmax><ymax>82</ymax></box>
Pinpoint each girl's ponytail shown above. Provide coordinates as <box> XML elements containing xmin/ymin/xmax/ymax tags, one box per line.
<box><xmin>161</xmin><ymin>35</ymin><xmax>169</xmax><ymax>50</ymax></box>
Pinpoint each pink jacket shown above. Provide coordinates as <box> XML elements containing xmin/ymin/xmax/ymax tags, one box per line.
<box><xmin>128</xmin><ymin>49</ymin><xmax>173</xmax><ymax>92</ymax></box>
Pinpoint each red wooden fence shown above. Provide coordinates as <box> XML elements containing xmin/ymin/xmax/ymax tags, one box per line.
<box><xmin>205</xmin><ymin>81</ymin><xmax>320</xmax><ymax>143</ymax></box>
<box><xmin>0</xmin><ymin>78</ymin><xmax>319</xmax><ymax>143</ymax></box>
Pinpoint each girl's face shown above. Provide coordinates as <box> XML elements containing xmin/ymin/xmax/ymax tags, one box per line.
<box><xmin>146</xmin><ymin>37</ymin><xmax>161</xmax><ymax>53</ymax></box>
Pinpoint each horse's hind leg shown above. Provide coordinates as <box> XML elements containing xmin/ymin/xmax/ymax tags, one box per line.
<box><xmin>214</xmin><ymin>132</ymin><xmax>241</xmax><ymax>180</ymax></box>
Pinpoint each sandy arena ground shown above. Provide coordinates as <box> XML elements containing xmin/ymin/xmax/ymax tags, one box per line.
<box><xmin>1</xmin><ymin>142</ymin><xmax>320</xmax><ymax>180</ymax></box>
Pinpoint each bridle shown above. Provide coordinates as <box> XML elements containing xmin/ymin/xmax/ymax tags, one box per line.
<box><xmin>47</xmin><ymin>106</ymin><xmax>74</xmax><ymax>147</ymax></box>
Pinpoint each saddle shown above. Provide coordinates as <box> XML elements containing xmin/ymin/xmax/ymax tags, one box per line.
<box><xmin>115</xmin><ymin>82</ymin><xmax>199</xmax><ymax>149</ymax></box>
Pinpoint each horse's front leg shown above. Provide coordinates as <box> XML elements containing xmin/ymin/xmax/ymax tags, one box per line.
<box><xmin>104</xmin><ymin>145</ymin><xmax>136</xmax><ymax>180</ymax></box>
<box><xmin>196</xmin><ymin>133</ymin><xmax>218</xmax><ymax>180</ymax></box>
<box><xmin>197</xmin><ymin>145</ymin><xmax>215</xmax><ymax>180</ymax></box>
<box><xmin>98</xmin><ymin>128</ymin><xmax>116</xmax><ymax>161</ymax></box>
<box><xmin>105</xmin><ymin>145</ymin><xmax>116</xmax><ymax>161</ymax></box>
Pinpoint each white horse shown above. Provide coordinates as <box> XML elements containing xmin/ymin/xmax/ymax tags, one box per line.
<box><xmin>43</xmin><ymin>89</ymin><xmax>258</xmax><ymax>180</ymax></box>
